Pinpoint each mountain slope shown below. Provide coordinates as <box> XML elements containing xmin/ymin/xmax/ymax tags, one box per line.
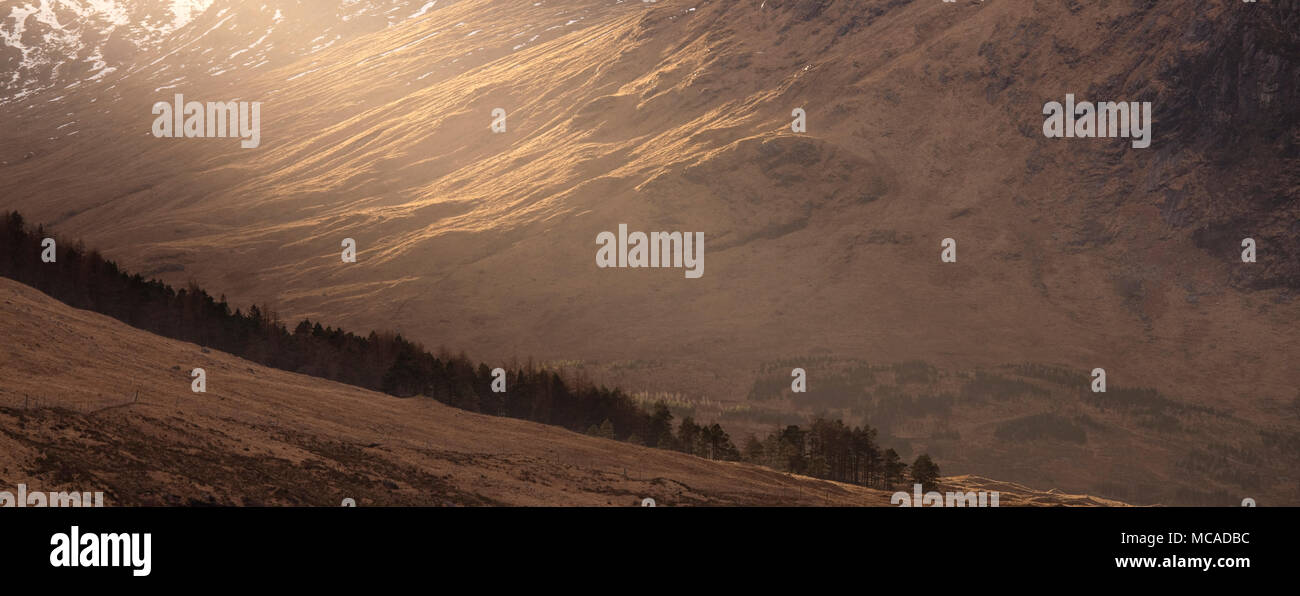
<box><xmin>0</xmin><ymin>277</ymin><xmax>1122</xmax><ymax>506</ymax></box>
<box><xmin>1</xmin><ymin>0</ymin><xmax>1296</xmax><ymax>505</ymax></box>
<box><xmin>3</xmin><ymin>0</ymin><xmax>1293</xmax><ymax>393</ymax></box>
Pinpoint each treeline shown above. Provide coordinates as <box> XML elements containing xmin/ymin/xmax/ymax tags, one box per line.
<box><xmin>0</xmin><ymin>211</ymin><xmax>656</xmax><ymax>442</ymax></box>
<box><xmin>612</xmin><ymin>404</ymin><xmax>742</xmax><ymax>460</ymax></box>
<box><xmin>0</xmin><ymin>211</ymin><xmax>935</xmax><ymax>490</ymax></box>
<box><xmin>739</xmin><ymin>417</ymin><xmax>938</xmax><ymax>489</ymax></box>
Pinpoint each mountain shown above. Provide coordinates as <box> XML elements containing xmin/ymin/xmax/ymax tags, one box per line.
<box><xmin>0</xmin><ymin>276</ymin><xmax>1124</xmax><ymax>506</ymax></box>
<box><xmin>0</xmin><ymin>0</ymin><xmax>215</xmax><ymax>103</ymax></box>
<box><xmin>0</xmin><ymin>0</ymin><xmax>1296</xmax><ymax>505</ymax></box>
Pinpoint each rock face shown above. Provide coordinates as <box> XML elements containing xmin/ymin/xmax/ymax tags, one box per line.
<box><xmin>1157</xmin><ymin>4</ymin><xmax>1300</xmax><ymax>291</ymax></box>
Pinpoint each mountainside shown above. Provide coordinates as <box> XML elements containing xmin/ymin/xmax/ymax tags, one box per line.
<box><xmin>1</xmin><ymin>0</ymin><xmax>1296</xmax><ymax>505</ymax></box>
<box><xmin>0</xmin><ymin>0</ymin><xmax>214</xmax><ymax>103</ymax></box>
<box><xmin>0</xmin><ymin>277</ymin><xmax>1123</xmax><ymax>506</ymax></box>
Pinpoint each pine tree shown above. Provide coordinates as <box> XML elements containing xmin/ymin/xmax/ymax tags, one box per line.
<box><xmin>742</xmin><ymin>434</ymin><xmax>764</xmax><ymax>463</ymax></box>
<box><xmin>882</xmin><ymin>448</ymin><xmax>906</xmax><ymax>488</ymax></box>
<box><xmin>910</xmin><ymin>453</ymin><xmax>940</xmax><ymax>491</ymax></box>
<box><xmin>677</xmin><ymin>417</ymin><xmax>701</xmax><ymax>456</ymax></box>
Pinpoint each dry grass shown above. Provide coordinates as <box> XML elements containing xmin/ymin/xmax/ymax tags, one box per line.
<box><xmin>0</xmin><ymin>278</ymin><xmax>1117</xmax><ymax>506</ymax></box>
